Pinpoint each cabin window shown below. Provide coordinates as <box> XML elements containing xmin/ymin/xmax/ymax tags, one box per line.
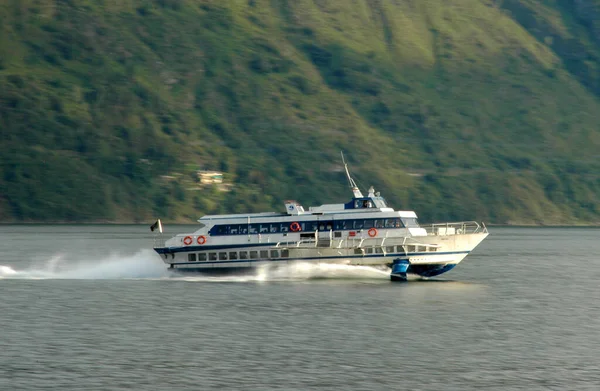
<box><xmin>270</xmin><ymin>250</ymin><xmax>279</xmax><ymax>258</ymax></box>
<box><xmin>229</xmin><ymin>252</ymin><xmax>238</xmax><ymax>260</ymax></box>
<box><xmin>416</xmin><ymin>246</ymin><xmax>424</xmax><ymax>253</ymax></box>
<box><xmin>430</xmin><ymin>247</ymin><xmax>437</xmax><ymax>252</ymax></box>
<box><xmin>375</xmin><ymin>247</ymin><xmax>384</xmax><ymax>254</ymax></box>
<box><xmin>406</xmin><ymin>246</ymin><xmax>415</xmax><ymax>253</ymax></box>
<box><xmin>334</xmin><ymin>232</ymin><xmax>342</xmax><ymax>238</ymax></box>
<box><xmin>188</xmin><ymin>253</ymin><xmax>196</xmax><ymax>262</ymax></box>
<box><xmin>366</xmin><ymin>248</ymin><xmax>374</xmax><ymax>254</ymax></box>
<box><xmin>209</xmin><ymin>252</ymin><xmax>217</xmax><ymax>261</ymax></box>
<box><xmin>364</xmin><ymin>219</ymin><xmax>374</xmax><ymax>229</ymax></box>
<box><xmin>215</xmin><ymin>224</ymin><xmax>250</xmax><ymax>235</ymax></box>
<box><xmin>249</xmin><ymin>224</ymin><xmax>259</xmax><ymax>234</ymax></box>
<box><xmin>270</xmin><ymin>224</ymin><xmax>279</xmax><ymax>233</ymax></box>
<box><xmin>353</xmin><ymin>220</ymin><xmax>364</xmax><ymax>229</ymax></box>
<box><xmin>317</xmin><ymin>222</ymin><xmax>333</xmax><ymax>231</ymax></box>
<box><xmin>354</xmin><ymin>248</ymin><xmax>364</xmax><ymax>255</ymax></box>
<box><xmin>219</xmin><ymin>252</ymin><xmax>228</xmax><ymax>260</ymax></box>
<box><xmin>249</xmin><ymin>251</ymin><xmax>258</xmax><ymax>259</ymax></box>
<box><xmin>239</xmin><ymin>251</ymin><xmax>248</xmax><ymax>259</ymax></box>
<box><xmin>302</xmin><ymin>221</ymin><xmax>318</xmax><ymax>232</ymax></box>
<box><xmin>386</xmin><ymin>246</ymin><xmax>395</xmax><ymax>253</ymax></box>
<box><xmin>374</xmin><ymin>219</ymin><xmax>383</xmax><ymax>228</ymax></box>
<box><xmin>199</xmin><ymin>253</ymin><xmax>207</xmax><ymax>261</ymax></box>
<box><xmin>259</xmin><ymin>224</ymin><xmax>269</xmax><ymax>234</ymax></box>
<box><xmin>334</xmin><ymin>220</ymin><xmax>349</xmax><ymax>230</ymax></box>
<box><xmin>260</xmin><ymin>250</ymin><xmax>269</xmax><ymax>258</ymax></box>
<box><xmin>281</xmin><ymin>249</ymin><xmax>289</xmax><ymax>257</ymax></box>
<box><xmin>280</xmin><ymin>223</ymin><xmax>289</xmax><ymax>233</ymax></box>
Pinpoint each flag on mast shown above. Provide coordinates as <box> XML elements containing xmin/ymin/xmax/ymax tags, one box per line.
<box><xmin>150</xmin><ymin>219</ymin><xmax>163</xmax><ymax>233</ymax></box>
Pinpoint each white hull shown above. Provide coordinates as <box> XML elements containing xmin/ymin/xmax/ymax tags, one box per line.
<box><xmin>156</xmin><ymin>231</ymin><xmax>488</xmax><ymax>279</ymax></box>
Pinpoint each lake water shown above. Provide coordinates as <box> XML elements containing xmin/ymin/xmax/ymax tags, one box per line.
<box><xmin>1</xmin><ymin>225</ymin><xmax>599</xmax><ymax>390</ymax></box>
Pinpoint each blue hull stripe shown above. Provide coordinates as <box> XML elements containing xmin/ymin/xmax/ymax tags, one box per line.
<box><xmin>155</xmin><ymin>243</ymin><xmax>470</xmax><ymax>255</ymax></box>
<box><xmin>165</xmin><ymin>251</ymin><xmax>469</xmax><ymax>266</ymax></box>
<box><xmin>155</xmin><ymin>245</ymin><xmax>469</xmax><ymax>258</ymax></box>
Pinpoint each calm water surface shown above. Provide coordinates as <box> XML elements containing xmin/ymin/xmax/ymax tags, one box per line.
<box><xmin>1</xmin><ymin>225</ymin><xmax>599</xmax><ymax>390</ymax></box>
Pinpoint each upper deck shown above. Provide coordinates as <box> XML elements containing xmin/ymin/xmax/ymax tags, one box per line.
<box><xmin>199</xmin><ymin>185</ymin><xmax>412</xmax><ymax>223</ymax></box>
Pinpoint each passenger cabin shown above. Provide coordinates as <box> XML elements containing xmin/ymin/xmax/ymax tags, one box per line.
<box><xmin>203</xmin><ymin>186</ymin><xmax>422</xmax><ymax>237</ymax></box>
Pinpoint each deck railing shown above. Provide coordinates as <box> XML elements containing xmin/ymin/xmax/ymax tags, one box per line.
<box><xmin>423</xmin><ymin>221</ymin><xmax>487</xmax><ymax>236</ymax></box>
<box><xmin>155</xmin><ymin>222</ymin><xmax>488</xmax><ymax>250</ymax></box>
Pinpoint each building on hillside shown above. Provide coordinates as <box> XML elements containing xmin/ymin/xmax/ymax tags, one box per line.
<box><xmin>197</xmin><ymin>171</ymin><xmax>223</xmax><ymax>184</ymax></box>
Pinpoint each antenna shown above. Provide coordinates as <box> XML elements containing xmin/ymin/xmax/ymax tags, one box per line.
<box><xmin>340</xmin><ymin>151</ymin><xmax>364</xmax><ymax>198</ymax></box>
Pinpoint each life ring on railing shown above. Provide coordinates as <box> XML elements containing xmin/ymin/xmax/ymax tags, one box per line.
<box><xmin>183</xmin><ymin>236</ymin><xmax>193</xmax><ymax>246</ymax></box>
<box><xmin>197</xmin><ymin>235</ymin><xmax>207</xmax><ymax>245</ymax></box>
<box><xmin>290</xmin><ymin>222</ymin><xmax>301</xmax><ymax>232</ymax></box>
<box><xmin>368</xmin><ymin>228</ymin><xmax>378</xmax><ymax>237</ymax></box>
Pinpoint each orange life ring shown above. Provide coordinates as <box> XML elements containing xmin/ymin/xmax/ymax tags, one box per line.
<box><xmin>290</xmin><ymin>222</ymin><xmax>301</xmax><ymax>232</ymax></box>
<box><xmin>197</xmin><ymin>235</ymin><xmax>207</xmax><ymax>245</ymax></box>
<box><xmin>368</xmin><ymin>228</ymin><xmax>378</xmax><ymax>237</ymax></box>
<box><xmin>183</xmin><ymin>236</ymin><xmax>193</xmax><ymax>246</ymax></box>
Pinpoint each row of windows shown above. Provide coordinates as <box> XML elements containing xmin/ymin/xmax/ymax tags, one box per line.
<box><xmin>354</xmin><ymin>245</ymin><xmax>438</xmax><ymax>254</ymax></box>
<box><xmin>186</xmin><ymin>245</ymin><xmax>437</xmax><ymax>262</ymax></box>
<box><xmin>210</xmin><ymin>218</ymin><xmax>412</xmax><ymax>236</ymax></box>
<box><xmin>188</xmin><ymin>249</ymin><xmax>290</xmax><ymax>262</ymax></box>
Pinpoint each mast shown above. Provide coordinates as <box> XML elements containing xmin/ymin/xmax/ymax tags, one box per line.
<box><xmin>341</xmin><ymin>152</ymin><xmax>364</xmax><ymax>198</ymax></box>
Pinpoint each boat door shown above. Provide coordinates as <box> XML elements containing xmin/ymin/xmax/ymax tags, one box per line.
<box><xmin>317</xmin><ymin>219</ymin><xmax>333</xmax><ymax>247</ymax></box>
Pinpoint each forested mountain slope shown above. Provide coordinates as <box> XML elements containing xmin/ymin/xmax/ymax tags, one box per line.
<box><xmin>1</xmin><ymin>0</ymin><xmax>600</xmax><ymax>224</ymax></box>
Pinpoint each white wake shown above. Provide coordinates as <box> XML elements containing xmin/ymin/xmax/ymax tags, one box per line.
<box><xmin>0</xmin><ymin>249</ymin><xmax>170</xmax><ymax>280</ymax></box>
<box><xmin>0</xmin><ymin>253</ymin><xmax>390</xmax><ymax>282</ymax></box>
<box><xmin>255</xmin><ymin>262</ymin><xmax>391</xmax><ymax>281</ymax></box>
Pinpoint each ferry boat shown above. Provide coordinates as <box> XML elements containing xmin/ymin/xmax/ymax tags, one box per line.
<box><xmin>153</xmin><ymin>161</ymin><xmax>488</xmax><ymax>281</ymax></box>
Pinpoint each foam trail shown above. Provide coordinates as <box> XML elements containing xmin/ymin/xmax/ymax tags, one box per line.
<box><xmin>255</xmin><ymin>262</ymin><xmax>391</xmax><ymax>281</ymax></box>
<box><xmin>0</xmin><ymin>265</ymin><xmax>18</xmax><ymax>277</ymax></box>
<box><xmin>0</xmin><ymin>255</ymin><xmax>391</xmax><ymax>282</ymax></box>
<box><xmin>0</xmin><ymin>249</ymin><xmax>171</xmax><ymax>280</ymax></box>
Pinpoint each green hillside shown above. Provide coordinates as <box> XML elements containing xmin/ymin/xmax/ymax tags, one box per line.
<box><xmin>1</xmin><ymin>0</ymin><xmax>600</xmax><ymax>224</ymax></box>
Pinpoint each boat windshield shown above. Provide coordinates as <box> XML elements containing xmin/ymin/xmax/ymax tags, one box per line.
<box><xmin>373</xmin><ymin>197</ymin><xmax>387</xmax><ymax>208</ymax></box>
<box><xmin>401</xmin><ymin>218</ymin><xmax>420</xmax><ymax>228</ymax></box>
